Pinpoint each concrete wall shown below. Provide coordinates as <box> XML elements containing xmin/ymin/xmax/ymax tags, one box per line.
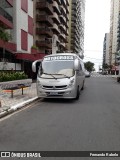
<box><xmin>0</xmin><ymin>62</ymin><xmax>21</xmax><ymax>70</ymax></box>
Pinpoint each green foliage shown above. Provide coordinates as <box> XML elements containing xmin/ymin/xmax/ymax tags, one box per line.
<box><xmin>84</xmin><ymin>61</ymin><xmax>94</xmax><ymax>72</ymax></box>
<box><xmin>0</xmin><ymin>27</ymin><xmax>12</xmax><ymax>42</ymax></box>
<box><xmin>0</xmin><ymin>72</ymin><xmax>28</xmax><ymax>82</ymax></box>
<box><xmin>103</xmin><ymin>63</ymin><xmax>109</xmax><ymax>69</ymax></box>
<box><xmin>31</xmin><ymin>45</ymin><xmax>38</xmax><ymax>50</ymax></box>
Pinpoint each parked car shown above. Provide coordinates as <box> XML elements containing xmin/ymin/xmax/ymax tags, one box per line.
<box><xmin>102</xmin><ymin>71</ymin><xmax>108</xmax><ymax>75</ymax></box>
<box><xmin>117</xmin><ymin>76</ymin><xmax>120</xmax><ymax>83</ymax></box>
<box><xmin>85</xmin><ymin>70</ymin><xmax>90</xmax><ymax>77</ymax></box>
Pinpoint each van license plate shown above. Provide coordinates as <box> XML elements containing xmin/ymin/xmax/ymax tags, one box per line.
<box><xmin>50</xmin><ymin>92</ymin><xmax>58</xmax><ymax>95</ymax></box>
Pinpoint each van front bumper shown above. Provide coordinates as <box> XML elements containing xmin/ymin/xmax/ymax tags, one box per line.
<box><xmin>37</xmin><ymin>87</ymin><xmax>76</xmax><ymax>99</ymax></box>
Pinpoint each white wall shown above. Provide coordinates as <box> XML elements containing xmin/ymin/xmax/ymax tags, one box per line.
<box><xmin>28</xmin><ymin>34</ymin><xmax>33</xmax><ymax>53</ymax></box>
<box><xmin>0</xmin><ymin>62</ymin><xmax>21</xmax><ymax>70</ymax></box>
<box><xmin>13</xmin><ymin>0</ymin><xmax>33</xmax><ymax>53</ymax></box>
<box><xmin>28</xmin><ymin>0</ymin><xmax>33</xmax><ymax>17</ymax></box>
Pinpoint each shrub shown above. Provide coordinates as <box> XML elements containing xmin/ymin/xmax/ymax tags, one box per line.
<box><xmin>0</xmin><ymin>71</ymin><xmax>28</xmax><ymax>82</ymax></box>
<box><xmin>31</xmin><ymin>45</ymin><xmax>38</xmax><ymax>50</ymax></box>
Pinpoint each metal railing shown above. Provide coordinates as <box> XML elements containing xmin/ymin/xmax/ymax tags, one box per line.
<box><xmin>0</xmin><ymin>7</ymin><xmax>13</xmax><ymax>23</ymax></box>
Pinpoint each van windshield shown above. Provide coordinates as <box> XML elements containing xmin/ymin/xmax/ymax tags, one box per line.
<box><xmin>38</xmin><ymin>60</ymin><xmax>75</xmax><ymax>79</ymax></box>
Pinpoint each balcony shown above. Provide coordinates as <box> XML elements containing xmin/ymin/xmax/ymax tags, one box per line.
<box><xmin>53</xmin><ymin>1</ymin><xmax>61</xmax><ymax>15</ymax></box>
<box><xmin>59</xmin><ymin>24</ymin><xmax>67</xmax><ymax>35</ymax></box>
<box><xmin>59</xmin><ymin>34</ymin><xmax>68</xmax><ymax>43</ymax></box>
<box><xmin>61</xmin><ymin>0</ymin><xmax>66</xmax><ymax>8</ymax></box>
<box><xmin>60</xmin><ymin>6</ymin><xmax>66</xmax><ymax>16</ymax></box>
<box><xmin>66</xmin><ymin>6</ymin><xmax>69</xmax><ymax>14</ymax></box>
<box><xmin>72</xmin><ymin>4</ymin><xmax>76</xmax><ymax>11</ymax></box>
<box><xmin>72</xmin><ymin>11</ymin><xmax>76</xmax><ymax>17</ymax></box>
<box><xmin>59</xmin><ymin>42</ymin><xmax>66</xmax><ymax>49</ymax></box>
<box><xmin>71</xmin><ymin>22</ymin><xmax>75</xmax><ymax>28</ymax></box>
<box><xmin>0</xmin><ymin>7</ymin><xmax>13</xmax><ymax>29</ymax></box>
<box><xmin>59</xmin><ymin>15</ymin><xmax>66</xmax><ymax>25</ymax></box>
<box><xmin>36</xmin><ymin>2</ymin><xmax>53</xmax><ymax>15</ymax></box>
<box><xmin>72</xmin><ymin>0</ymin><xmax>77</xmax><ymax>4</ymax></box>
<box><xmin>66</xmin><ymin>0</ymin><xmax>69</xmax><ymax>6</ymax></box>
<box><xmin>71</xmin><ymin>16</ymin><xmax>76</xmax><ymax>22</ymax></box>
<box><xmin>71</xmin><ymin>40</ymin><xmax>75</xmax><ymax>45</ymax></box>
<box><xmin>54</xmin><ymin>0</ymin><xmax>61</xmax><ymax>5</ymax></box>
<box><xmin>65</xmin><ymin>22</ymin><xmax>69</xmax><ymax>29</ymax></box>
<box><xmin>51</xmin><ymin>12</ymin><xmax>60</xmax><ymax>24</ymax></box>
<box><xmin>71</xmin><ymin>33</ymin><xmax>75</xmax><ymax>39</ymax></box>
<box><xmin>36</xmin><ymin>27</ymin><xmax>53</xmax><ymax>38</ymax></box>
<box><xmin>36</xmin><ymin>15</ymin><xmax>53</xmax><ymax>27</ymax></box>
<box><xmin>51</xmin><ymin>23</ymin><xmax>60</xmax><ymax>34</ymax></box>
<box><xmin>36</xmin><ymin>39</ymin><xmax>52</xmax><ymax>49</ymax></box>
<box><xmin>37</xmin><ymin>0</ymin><xmax>53</xmax><ymax>4</ymax></box>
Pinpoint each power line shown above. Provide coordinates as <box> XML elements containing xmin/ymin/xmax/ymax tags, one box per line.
<box><xmin>84</xmin><ymin>56</ymin><xmax>103</xmax><ymax>60</ymax></box>
<box><xmin>84</xmin><ymin>50</ymin><xmax>103</xmax><ymax>53</ymax></box>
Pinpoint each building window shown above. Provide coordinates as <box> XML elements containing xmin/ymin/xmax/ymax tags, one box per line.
<box><xmin>6</xmin><ymin>0</ymin><xmax>13</xmax><ymax>6</ymax></box>
<box><xmin>28</xmin><ymin>16</ymin><xmax>33</xmax><ymax>35</ymax></box>
<box><xmin>21</xmin><ymin>30</ymin><xmax>28</xmax><ymax>51</ymax></box>
<box><xmin>21</xmin><ymin>0</ymin><xmax>28</xmax><ymax>13</ymax></box>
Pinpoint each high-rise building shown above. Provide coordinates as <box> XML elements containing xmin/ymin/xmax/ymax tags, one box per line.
<box><xmin>109</xmin><ymin>0</ymin><xmax>120</xmax><ymax>65</ymax></box>
<box><xmin>70</xmin><ymin>0</ymin><xmax>85</xmax><ymax>58</ymax></box>
<box><xmin>103</xmin><ymin>33</ymin><xmax>110</xmax><ymax>67</ymax></box>
<box><xmin>33</xmin><ymin>0</ymin><xmax>69</xmax><ymax>55</ymax></box>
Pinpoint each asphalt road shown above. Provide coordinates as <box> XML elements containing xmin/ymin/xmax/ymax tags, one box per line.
<box><xmin>0</xmin><ymin>74</ymin><xmax>120</xmax><ymax>159</ymax></box>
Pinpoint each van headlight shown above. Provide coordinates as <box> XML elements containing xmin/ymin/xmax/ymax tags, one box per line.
<box><xmin>37</xmin><ymin>80</ymin><xmax>42</xmax><ymax>88</ymax></box>
<box><xmin>68</xmin><ymin>78</ymin><xmax>75</xmax><ymax>87</ymax></box>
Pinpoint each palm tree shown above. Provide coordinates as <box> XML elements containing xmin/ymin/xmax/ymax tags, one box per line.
<box><xmin>0</xmin><ymin>27</ymin><xmax>12</xmax><ymax>69</ymax></box>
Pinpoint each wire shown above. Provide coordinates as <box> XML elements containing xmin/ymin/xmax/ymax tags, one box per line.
<box><xmin>84</xmin><ymin>50</ymin><xmax>103</xmax><ymax>53</ymax></box>
<box><xmin>84</xmin><ymin>56</ymin><xmax>103</xmax><ymax>60</ymax></box>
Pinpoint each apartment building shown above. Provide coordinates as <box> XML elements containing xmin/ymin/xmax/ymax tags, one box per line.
<box><xmin>109</xmin><ymin>0</ymin><xmax>120</xmax><ymax>65</ymax></box>
<box><xmin>0</xmin><ymin>0</ymin><xmax>44</xmax><ymax>76</ymax></box>
<box><xmin>70</xmin><ymin>0</ymin><xmax>85</xmax><ymax>58</ymax></box>
<box><xmin>33</xmin><ymin>0</ymin><xmax>69</xmax><ymax>55</ymax></box>
<box><xmin>103</xmin><ymin>33</ymin><xmax>110</xmax><ymax>67</ymax></box>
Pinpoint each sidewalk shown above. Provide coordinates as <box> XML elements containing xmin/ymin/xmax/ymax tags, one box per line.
<box><xmin>0</xmin><ymin>82</ymin><xmax>38</xmax><ymax>118</ymax></box>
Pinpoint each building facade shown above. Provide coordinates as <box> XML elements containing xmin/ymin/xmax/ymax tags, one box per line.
<box><xmin>103</xmin><ymin>33</ymin><xmax>110</xmax><ymax>67</ymax></box>
<box><xmin>109</xmin><ymin>0</ymin><xmax>120</xmax><ymax>65</ymax></box>
<box><xmin>0</xmin><ymin>0</ymin><xmax>45</xmax><ymax>75</ymax></box>
<box><xmin>33</xmin><ymin>0</ymin><xmax>69</xmax><ymax>55</ymax></box>
<box><xmin>70</xmin><ymin>0</ymin><xmax>85</xmax><ymax>58</ymax></box>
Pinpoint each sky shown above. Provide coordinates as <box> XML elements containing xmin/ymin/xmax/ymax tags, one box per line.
<box><xmin>84</xmin><ymin>0</ymin><xmax>111</xmax><ymax>71</ymax></box>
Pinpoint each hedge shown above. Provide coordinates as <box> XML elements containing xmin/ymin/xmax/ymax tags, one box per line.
<box><xmin>0</xmin><ymin>71</ymin><xmax>28</xmax><ymax>82</ymax></box>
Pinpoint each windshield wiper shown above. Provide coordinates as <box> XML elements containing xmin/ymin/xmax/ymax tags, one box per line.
<box><xmin>53</xmin><ymin>73</ymin><xmax>70</xmax><ymax>79</ymax></box>
<box><xmin>43</xmin><ymin>73</ymin><xmax>57</xmax><ymax>79</ymax></box>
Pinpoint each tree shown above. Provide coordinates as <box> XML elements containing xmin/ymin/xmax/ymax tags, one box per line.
<box><xmin>103</xmin><ymin>63</ymin><xmax>109</xmax><ymax>70</ymax></box>
<box><xmin>84</xmin><ymin>61</ymin><xmax>94</xmax><ymax>72</ymax></box>
<box><xmin>0</xmin><ymin>27</ymin><xmax>12</xmax><ymax>59</ymax></box>
<box><xmin>0</xmin><ymin>27</ymin><xmax>12</xmax><ymax>69</ymax></box>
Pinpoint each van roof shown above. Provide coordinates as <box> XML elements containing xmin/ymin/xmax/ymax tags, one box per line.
<box><xmin>44</xmin><ymin>53</ymin><xmax>80</xmax><ymax>59</ymax></box>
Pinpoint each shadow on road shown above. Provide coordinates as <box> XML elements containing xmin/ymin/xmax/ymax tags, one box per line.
<box><xmin>41</xmin><ymin>98</ymin><xmax>76</xmax><ymax>104</ymax></box>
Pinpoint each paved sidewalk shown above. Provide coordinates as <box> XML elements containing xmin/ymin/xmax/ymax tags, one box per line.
<box><xmin>0</xmin><ymin>82</ymin><xmax>38</xmax><ymax>117</ymax></box>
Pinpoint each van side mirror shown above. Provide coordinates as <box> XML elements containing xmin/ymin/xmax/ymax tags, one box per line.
<box><xmin>74</xmin><ymin>59</ymin><xmax>80</xmax><ymax>71</ymax></box>
<box><xmin>32</xmin><ymin>60</ymin><xmax>42</xmax><ymax>72</ymax></box>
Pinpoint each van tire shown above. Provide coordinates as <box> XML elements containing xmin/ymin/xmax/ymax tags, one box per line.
<box><xmin>81</xmin><ymin>81</ymin><xmax>84</xmax><ymax>90</ymax></box>
<box><xmin>75</xmin><ymin>87</ymin><xmax>80</xmax><ymax>100</ymax></box>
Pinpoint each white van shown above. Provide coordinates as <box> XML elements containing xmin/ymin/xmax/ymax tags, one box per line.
<box><xmin>32</xmin><ymin>53</ymin><xmax>85</xmax><ymax>100</ymax></box>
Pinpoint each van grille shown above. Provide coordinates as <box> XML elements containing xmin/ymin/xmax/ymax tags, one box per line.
<box><xmin>42</xmin><ymin>85</ymin><xmax>67</xmax><ymax>90</ymax></box>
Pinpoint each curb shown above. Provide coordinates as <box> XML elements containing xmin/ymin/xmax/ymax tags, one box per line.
<box><xmin>0</xmin><ymin>97</ymin><xmax>38</xmax><ymax>119</ymax></box>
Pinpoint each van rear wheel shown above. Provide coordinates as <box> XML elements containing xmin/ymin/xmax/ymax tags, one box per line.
<box><xmin>81</xmin><ymin>81</ymin><xmax>84</xmax><ymax>90</ymax></box>
<box><xmin>75</xmin><ymin>87</ymin><xmax>80</xmax><ymax>100</ymax></box>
